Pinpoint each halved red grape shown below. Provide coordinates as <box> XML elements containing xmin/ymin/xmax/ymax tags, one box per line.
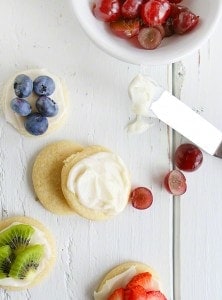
<box><xmin>164</xmin><ymin>170</ymin><xmax>187</xmax><ymax>196</ymax></box>
<box><xmin>141</xmin><ymin>0</ymin><xmax>171</xmax><ymax>26</ymax></box>
<box><xmin>110</xmin><ymin>18</ymin><xmax>140</xmax><ymax>38</ymax></box>
<box><xmin>93</xmin><ymin>0</ymin><xmax>121</xmax><ymax>22</ymax></box>
<box><xmin>154</xmin><ymin>24</ymin><xmax>166</xmax><ymax>38</ymax></box>
<box><xmin>172</xmin><ymin>7</ymin><xmax>199</xmax><ymax>34</ymax></box>
<box><xmin>138</xmin><ymin>27</ymin><xmax>162</xmax><ymax>49</ymax></box>
<box><xmin>121</xmin><ymin>0</ymin><xmax>143</xmax><ymax>19</ymax></box>
<box><xmin>174</xmin><ymin>143</ymin><xmax>203</xmax><ymax>172</ymax></box>
<box><xmin>130</xmin><ymin>187</ymin><xmax>153</xmax><ymax>210</ymax></box>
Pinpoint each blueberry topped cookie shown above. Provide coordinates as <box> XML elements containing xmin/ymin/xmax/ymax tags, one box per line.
<box><xmin>2</xmin><ymin>69</ymin><xmax>68</xmax><ymax>136</ymax></box>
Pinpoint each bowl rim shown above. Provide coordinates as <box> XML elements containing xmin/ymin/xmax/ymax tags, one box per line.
<box><xmin>72</xmin><ymin>1</ymin><xmax>222</xmax><ymax>65</ymax></box>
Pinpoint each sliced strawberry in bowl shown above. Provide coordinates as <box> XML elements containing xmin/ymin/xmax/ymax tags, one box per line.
<box><xmin>110</xmin><ymin>18</ymin><xmax>141</xmax><ymax>38</ymax></box>
<box><xmin>146</xmin><ymin>291</ymin><xmax>167</xmax><ymax>300</ymax></box>
<box><xmin>124</xmin><ymin>285</ymin><xmax>147</xmax><ymax>300</ymax></box>
<box><xmin>108</xmin><ymin>287</ymin><xmax>125</xmax><ymax>300</ymax></box>
<box><xmin>126</xmin><ymin>272</ymin><xmax>160</xmax><ymax>292</ymax></box>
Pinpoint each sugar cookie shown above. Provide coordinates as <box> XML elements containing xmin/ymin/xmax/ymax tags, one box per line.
<box><xmin>32</xmin><ymin>140</ymin><xmax>83</xmax><ymax>215</ymax></box>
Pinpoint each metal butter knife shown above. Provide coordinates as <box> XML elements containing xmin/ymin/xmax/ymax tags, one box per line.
<box><xmin>149</xmin><ymin>84</ymin><xmax>222</xmax><ymax>158</ymax></box>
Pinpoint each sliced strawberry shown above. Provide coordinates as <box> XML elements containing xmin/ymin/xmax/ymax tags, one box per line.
<box><xmin>146</xmin><ymin>291</ymin><xmax>167</xmax><ymax>300</ymax></box>
<box><xmin>124</xmin><ymin>285</ymin><xmax>147</xmax><ymax>300</ymax></box>
<box><xmin>110</xmin><ymin>18</ymin><xmax>140</xmax><ymax>38</ymax></box>
<box><xmin>126</xmin><ymin>272</ymin><xmax>159</xmax><ymax>292</ymax></box>
<box><xmin>108</xmin><ymin>287</ymin><xmax>125</xmax><ymax>300</ymax></box>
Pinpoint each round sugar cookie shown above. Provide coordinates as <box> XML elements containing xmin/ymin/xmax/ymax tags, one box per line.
<box><xmin>32</xmin><ymin>140</ymin><xmax>83</xmax><ymax>215</ymax></box>
<box><xmin>0</xmin><ymin>216</ymin><xmax>56</xmax><ymax>291</ymax></box>
<box><xmin>94</xmin><ymin>262</ymin><xmax>161</xmax><ymax>299</ymax></box>
<box><xmin>61</xmin><ymin>146</ymin><xmax>131</xmax><ymax>221</ymax></box>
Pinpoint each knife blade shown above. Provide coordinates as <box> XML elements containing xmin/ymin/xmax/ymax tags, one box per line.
<box><xmin>149</xmin><ymin>86</ymin><xmax>222</xmax><ymax>157</ymax></box>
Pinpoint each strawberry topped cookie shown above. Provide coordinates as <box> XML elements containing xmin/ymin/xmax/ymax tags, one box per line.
<box><xmin>94</xmin><ymin>262</ymin><xmax>167</xmax><ymax>299</ymax></box>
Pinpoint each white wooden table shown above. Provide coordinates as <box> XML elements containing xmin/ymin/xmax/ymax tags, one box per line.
<box><xmin>0</xmin><ymin>1</ymin><xmax>221</xmax><ymax>299</ymax></box>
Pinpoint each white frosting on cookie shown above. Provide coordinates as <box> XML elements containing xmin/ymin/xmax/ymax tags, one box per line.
<box><xmin>67</xmin><ymin>152</ymin><xmax>131</xmax><ymax>216</ymax></box>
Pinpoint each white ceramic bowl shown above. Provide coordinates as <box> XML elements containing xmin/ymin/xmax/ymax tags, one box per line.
<box><xmin>72</xmin><ymin>0</ymin><xmax>222</xmax><ymax>65</ymax></box>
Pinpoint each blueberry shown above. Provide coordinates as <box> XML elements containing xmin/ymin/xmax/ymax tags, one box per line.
<box><xmin>24</xmin><ymin>113</ymin><xmax>48</xmax><ymax>136</ymax></box>
<box><xmin>14</xmin><ymin>74</ymin><xmax>33</xmax><ymax>98</ymax></box>
<box><xmin>33</xmin><ymin>76</ymin><xmax>55</xmax><ymax>96</ymax></box>
<box><xmin>10</xmin><ymin>98</ymin><xmax>32</xmax><ymax>116</ymax></box>
<box><xmin>36</xmin><ymin>96</ymin><xmax>58</xmax><ymax>117</ymax></box>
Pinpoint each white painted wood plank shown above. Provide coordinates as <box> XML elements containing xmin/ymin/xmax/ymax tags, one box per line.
<box><xmin>0</xmin><ymin>1</ymin><xmax>173</xmax><ymax>299</ymax></box>
<box><xmin>177</xmin><ymin>17</ymin><xmax>222</xmax><ymax>300</ymax></box>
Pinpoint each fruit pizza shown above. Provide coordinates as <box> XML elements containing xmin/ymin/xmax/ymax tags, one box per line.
<box><xmin>0</xmin><ymin>216</ymin><xmax>56</xmax><ymax>290</ymax></box>
<box><xmin>94</xmin><ymin>262</ymin><xmax>167</xmax><ymax>299</ymax></box>
<box><xmin>2</xmin><ymin>69</ymin><xmax>68</xmax><ymax>136</ymax></box>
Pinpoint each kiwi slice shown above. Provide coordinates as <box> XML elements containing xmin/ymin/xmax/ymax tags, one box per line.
<box><xmin>0</xmin><ymin>224</ymin><xmax>34</xmax><ymax>252</ymax></box>
<box><xmin>0</xmin><ymin>245</ymin><xmax>13</xmax><ymax>278</ymax></box>
<box><xmin>9</xmin><ymin>244</ymin><xmax>44</xmax><ymax>280</ymax></box>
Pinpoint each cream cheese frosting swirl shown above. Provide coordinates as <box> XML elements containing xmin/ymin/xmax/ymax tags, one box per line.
<box><xmin>67</xmin><ymin>152</ymin><xmax>131</xmax><ymax>216</ymax></box>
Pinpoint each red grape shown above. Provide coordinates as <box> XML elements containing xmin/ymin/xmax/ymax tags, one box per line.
<box><xmin>92</xmin><ymin>0</ymin><xmax>200</xmax><ymax>50</ymax></box>
<box><xmin>168</xmin><ymin>0</ymin><xmax>182</xmax><ymax>3</ymax></box>
<box><xmin>110</xmin><ymin>18</ymin><xmax>140</xmax><ymax>38</ymax></box>
<box><xmin>121</xmin><ymin>0</ymin><xmax>143</xmax><ymax>19</ymax></box>
<box><xmin>138</xmin><ymin>27</ymin><xmax>162</xmax><ymax>49</ymax></box>
<box><xmin>164</xmin><ymin>170</ymin><xmax>187</xmax><ymax>196</ymax></box>
<box><xmin>175</xmin><ymin>143</ymin><xmax>203</xmax><ymax>172</ymax></box>
<box><xmin>154</xmin><ymin>24</ymin><xmax>166</xmax><ymax>38</ymax></box>
<box><xmin>163</xmin><ymin>17</ymin><xmax>174</xmax><ymax>37</ymax></box>
<box><xmin>93</xmin><ymin>0</ymin><xmax>121</xmax><ymax>22</ymax></box>
<box><xmin>130</xmin><ymin>187</ymin><xmax>153</xmax><ymax>210</ymax></box>
<box><xmin>172</xmin><ymin>7</ymin><xmax>199</xmax><ymax>34</ymax></box>
<box><xmin>141</xmin><ymin>0</ymin><xmax>171</xmax><ymax>26</ymax></box>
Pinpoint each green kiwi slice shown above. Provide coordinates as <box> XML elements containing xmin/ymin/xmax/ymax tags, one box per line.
<box><xmin>9</xmin><ymin>244</ymin><xmax>44</xmax><ymax>280</ymax></box>
<box><xmin>0</xmin><ymin>245</ymin><xmax>13</xmax><ymax>278</ymax></box>
<box><xmin>0</xmin><ymin>224</ymin><xmax>34</xmax><ymax>252</ymax></box>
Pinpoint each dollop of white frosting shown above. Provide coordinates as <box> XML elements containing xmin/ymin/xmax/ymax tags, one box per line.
<box><xmin>128</xmin><ymin>74</ymin><xmax>156</xmax><ymax>117</ymax></box>
<box><xmin>127</xmin><ymin>116</ymin><xmax>154</xmax><ymax>134</ymax></box>
<box><xmin>127</xmin><ymin>74</ymin><xmax>157</xmax><ymax>134</ymax></box>
<box><xmin>0</xmin><ymin>222</ymin><xmax>51</xmax><ymax>287</ymax></box>
<box><xmin>2</xmin><ymin>69</ymin><xmax>68</xmax><ymax>136</ymax></box>
<box><xmin>67</xmin><ymin>152</ymin><xmax>130</xmax><ymax>216</ymax></box>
